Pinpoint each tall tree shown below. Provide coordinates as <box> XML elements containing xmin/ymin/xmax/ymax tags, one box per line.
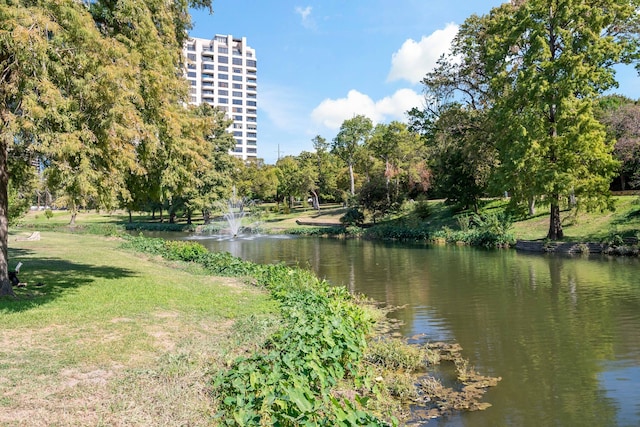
<box><xmin>331</xmin><ymin>115</ymin><xmax>373</xmax><ymax>196</ymax></box>
<box><xmin>275</xmin><ymin>155</ymin><xmax>318</xmax><ymax>208</ymax></box>
<box><xmin>0</xmin><ymin>1</ymin><xmax>142</xmax><ymax>295</ymax></box>
<box><xmin>0</xmin><ymin>0</ymin><xmax>213</xmax><ymax>295</ymax></box>
<box><xmin>483</xmin><ymin>0</ymin><xmax>639</xmax><ymax>239</ymax></box>
<box><xmin>410</xmin><ymin>13</ymin><xmax>498</xmax><ymax>211</ymax></box>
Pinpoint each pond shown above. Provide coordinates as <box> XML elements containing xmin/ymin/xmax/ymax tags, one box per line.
<box><xmin>153</xmin><ymin>232</ymin><xmax>640</xmax><ymax>426</ymax></box>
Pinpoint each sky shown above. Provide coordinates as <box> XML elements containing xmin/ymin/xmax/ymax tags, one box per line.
<box><xmin>189</xmin><ymin>1</ymin><xmax>640</xmax><ymax>165</ymax></box>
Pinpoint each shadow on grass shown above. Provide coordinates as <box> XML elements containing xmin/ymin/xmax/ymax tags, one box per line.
<box><xmin>1</xmin><ymin>248</ymin><xmax>136</xmax><ymax>312</ymax></box>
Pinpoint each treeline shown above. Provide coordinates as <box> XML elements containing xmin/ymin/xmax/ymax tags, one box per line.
<box><xmin>235</xmin><ymin>0</ymin><xmax>640</xmax><ymax>242</ymax></box>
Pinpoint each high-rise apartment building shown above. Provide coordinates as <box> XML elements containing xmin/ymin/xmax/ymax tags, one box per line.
<box><xmin>184</xmin><ymin>35</ymin><xmax>258</xmax><ymax>161</ymax></box>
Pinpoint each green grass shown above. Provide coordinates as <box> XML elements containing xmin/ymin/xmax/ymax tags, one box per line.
<box><xmin>1</xmin><ymin>231</ymin><xmax>277</xmax><ymax>426</ymax></box>
<box><xmin>511</xmin><ymin>196</ymin><xmax>640</xmax><ymax>241</ymax></box>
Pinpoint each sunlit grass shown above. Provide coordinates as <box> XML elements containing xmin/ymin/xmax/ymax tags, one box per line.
<box><xmin>1</xmin><ymin>231</ymin><xmax>277</xmax><ymax>425</ymax></box>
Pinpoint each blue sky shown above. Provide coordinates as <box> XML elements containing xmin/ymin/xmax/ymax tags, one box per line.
<box><xmin>189</xmin><ymin>1</ymin><xmax>640</xmax><ymax>164</ymax></box>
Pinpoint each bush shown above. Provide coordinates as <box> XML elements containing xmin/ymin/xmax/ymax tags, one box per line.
<box><xmin>163</xmin><ymin>240</ymin><xmax>209</xmax><ymax>262</ymax></box>
<box><xmin>413</xmin><ymin>200</ymin><xmax>431</xmax><ymax>220</ymax></box>
<box><xmin>340</xmin><ymin>207</ymin><xmax>364</xmax><ymax>226</ymax></box>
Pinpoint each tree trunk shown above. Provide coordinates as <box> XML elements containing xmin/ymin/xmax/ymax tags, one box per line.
<box><xmin>0</xmin><ymin>138</ymin><xmax>14</xmax><ymax>296</ymax></box>
<box><xmin>547</xmin><ymin>197</ymin><xmax>563</xmax><ymax>240</ymax></box>
<box><xmin>128</xmin><ymin>210</ymin><xmax>132</xmax><ymax>223</ymax></box>
<box><xmin>348</xmin><ymin>162</ymin><xmax>355</xmax><ymax>196</ymax></box>
<box><xmin>310</xmin><ymin>190</ymin><xmax>319</xmax><ymax>210</ymax></box>
<box><xmin>528</xmin><ymin>197</ymin><xmax>536</xmax><ymax>216</ymax></box>
<box><xmin>69</xmin><ymin>201</ymin><xmax>77</xmax><ymax>227</ymax></box>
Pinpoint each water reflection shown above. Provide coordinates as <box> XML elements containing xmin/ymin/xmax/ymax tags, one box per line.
<box><xmin>156</xmin><ymin>232</ymin><xmax>640</xmax><ymax>426</ymax></box>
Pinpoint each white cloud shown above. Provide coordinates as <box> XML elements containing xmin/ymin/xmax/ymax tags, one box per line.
<box><xmin>387</xmin><ymin>23</ymin><xmax>459</xmax><ymax>84</ymax></box>
<box><xmin>311</xmin><ymin>89</ymin><xmax>423</xmax><ymax>130</ymax></box>
<box><xmin>295</xmin><ymin>6</ymin><xmax>316</xmax><ymax>30</ymax></box>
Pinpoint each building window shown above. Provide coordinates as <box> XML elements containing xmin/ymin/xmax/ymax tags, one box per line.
<box><xmin>190</xmin><ymin>96</ymin><xmax>197</xmax><ymax>103</ymax></box>
<box><xmin>218</xmin><ymin>73</ymin><xmax>228</xmax><ymax>80</ymax></box>
<box><xmin>218</xmin><ymin>82</ymin><xmax>228</xmax><ymax>88</ymax></box>
<box><xmin>246</xmin><ymin>117</ymin><xmax>257</xmax><ymax>122</ymax></box>
<box><xmin>247</xmin><ymin>124</ymin><xmax>257</xmax><ymax>130</ymax></box>
<box><xmin>247</xmin><ymin>77</ymin><xmax>257</xmax><ymax>83</ymax></box>
<box><xmin>247</xmin><ymin>140</ymin><xmax>257</xmax><ymax>146</ymax></box>
<box><xmin>246</xmin><ymin>60</ymin><xmax>257</xmax><ymax>67</ymax></box>
<box><xmin>202</xmin><ymin>73</ymin><xmax>214</xmax><ymax>79</ymax></box>
<box><xmin>218</xmin><ymin>90</ymin><xmax>228</xmax><ymax>96</ymax></box>
<box><xmin>202</xmin><ymin>89</ymin><xmax>214</xmax><ymax>95</ymax></box>
<box><xmin>246</xmin><ymin>101</ymin><xmax>256</xmax><ymax>106</ymax></box>
<box><xmin>203</xmin><ymin>64</ymin><xmax>214</xmax><ymax>70</ymax></box>
<box><xmin>187</xmin><ymin>71</ymin><xmax>197</xmax><ymax>78</ymax></box>
<box><xmin>218</xmin><ymin>65</ymin><xmax>228</xmax><ymax>72</ymax></box>
<box><xmin>247</xmin><ymin>132</ymin><xmax>257</xmax><ymax>138</ymax></box>
<box><xmin>232</xmin><ymin>107</ymin><xmax>242</xmax><ymax>113</ymax></box>
<box><xmin>218</xmin><ymin>106</ymin><xmax>228</xmax><ymax>112</ymax></box>
<box><xmin>189</xmin><ymin>88</ymin><xmax>197</xmax><ymax>94</ymax></box>
<box><xmin>218</xmin><ymin>98</ymin><xmax>228</xmax><ymax>104</ymax></box>
<box><xmin>233</xmin><ymin>67</ymin><xmax>242</xmax><ymax>74</ymax></box>
<box><xmin>233</xmin><ymin>123</ymin><xmax>242</xmax><ymax>129</ymax></box>
<box><xmin>218</xmin><ymin>47</ymin><xmax>228</xmax><ymax>54</ymax></box>
<box><xmin>218</xmin><ymin>56</ymin><xmax>228</xmax><ymax>64</ymax></box>
<box><xmin>232</xmin><ymin>99</ymin><xmax>242</xmax><ymax>105</ymax></box>
<box><xmin>247</xmin><ymin>148</ymin><xmax>257</xmax><ymax>154</ymax></box>
<box><xmin>232</xmin><ymin>58</ymin><xmax>242</xmax><ymax>65</ymax></box>
<box><xmin>189</xmin><ymin>80</ymin><xmax>197</xmax><ymax>86</ymax></box>
<box><xmin>187</xmin><ymin>53</ymin><xmax>196</xmax><ymax>61</ymax></box>
<box><xmin>232</xmin><ymin>75</ymin><xmax>243</xmax><ymax>81</ymax></box>
<box><xmin>233</xmin><ymin>147</ymin><xmax>243</xmax><ymax>153</ymax></box>
<box><xmin>233</xmin><ymin>131</ymin><xmax>242</xmax><ymax>137</ymax></box>
<box><xmin>187</xmin><ymin>44</ymin><xmax>195</xmax><ymax>51</ymax></box>
<box><xmin>232</xmin><ymin>91</ymin><xmax>242</xmax><ymax>97</ymax></box>
<box><xmin>233</xmin><ymin>115</ymin><xmax>243</xmax><ymax>121</ymax></box>
<box><xmin>187</xmin><ymin>63</ymin><xmax>196</xmax><ymax>69</ymax></box>
<box><xmin>232</xmin><ymin>83</ymin><xmax>243</xmax><ymax>89</ymax></box>
<box><xmin>247</xmin><ymin>109</ymin><xmax>257</xmax><ymax>114</ymax></box>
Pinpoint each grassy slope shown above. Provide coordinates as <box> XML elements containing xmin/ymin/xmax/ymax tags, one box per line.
<box><xmin>19</xmin><ymin>195</ymin><xmax>640</xmax><ymax>242</ymax></box>
<box><xmin>1</xmin><ymin>231</ymin><xmax>277</xmax><ymax>426</ymax></box>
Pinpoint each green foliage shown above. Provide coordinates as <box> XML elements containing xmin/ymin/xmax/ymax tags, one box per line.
<box><xmin>120</xmin><ymin>235</ymin><xmax>390</xmax><ymax>425</ymax></box>
<box><xmin>124</xmin><ymin>222</ymin><xmax>196</xmax><ymax>232</ymax></box>
<box><xmin>432</xmin><ymin>212</ymin><xmax>515</xmax><ymax>248</ymax></box>
<box><xmin>366</xmin><ymin>338</ymin><xmax>424</xmax><ymax>372</ymax></box>
<box><xmin>7</xmin><ymin>182</ymin><xmax>31</xmax><ymax>225</ymax></box>
<box><xmin>340</xmin><ymin>208</ymin><xmax>365</xmax><ymax>226</ymax></box>
<box><xmin>44</xmin><ymin>209</ymin><xmax>54</xmax><ymax>220</ymax></box>
<box><xmin>363</xmin><ymin>224</ymin><xmax>431</xmax><ymax>241</ymax></box>
<box><xmin>163</xmin><ymin>240</ymin><xmax>210</xmax><ymax>262</ymax></box>
<box><xmin>413</xmin><ymin>200</ymin><xmax>431</xmax><ymax>220</ymax></box>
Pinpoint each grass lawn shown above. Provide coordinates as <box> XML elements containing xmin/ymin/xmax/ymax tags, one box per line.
<box><xmin>1</xmin><ymin>231</ymin><xmax>278</xmax><ymax>426</ymax></box>
<box><xmin>510</xmin><ymin>196</ymin><xmax>640</xmax><ymax>241</ymax></box>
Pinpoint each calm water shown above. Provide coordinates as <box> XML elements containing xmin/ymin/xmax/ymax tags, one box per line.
<box><xmin>160</xmin><ymin>232</ymin><xmax>640</xmax><ymax>426</ymax></box>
